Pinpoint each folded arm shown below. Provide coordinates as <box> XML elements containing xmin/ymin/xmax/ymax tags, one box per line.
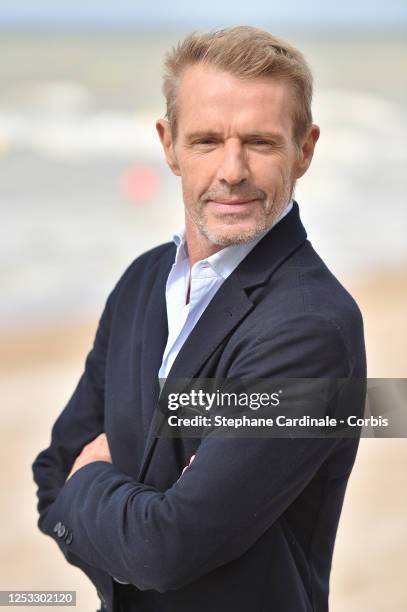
<box><xmin>41</xmin><ymin>432</ymin><xmax>342</xmax><ymax>592</ymax></box>
<box><xmin>36</xmin><ymin>314</ymin><xmax>353</xmax><ymax>593</ymax></box>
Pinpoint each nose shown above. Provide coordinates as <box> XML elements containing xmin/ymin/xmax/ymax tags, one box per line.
<box><xmin>216</xmin><ymin>140</ymin><xmax>250</xmax><ymax>185</ymax></box>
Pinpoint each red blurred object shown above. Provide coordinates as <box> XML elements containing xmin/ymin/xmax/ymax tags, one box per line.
<box><xmin>120</xmin><ymin>164</ymin><xmax>161</xmax><ymax>203</ymax></box>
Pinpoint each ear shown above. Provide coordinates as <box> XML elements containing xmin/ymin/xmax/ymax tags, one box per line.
<box><xmin>294</xmin><ymin>124</ymin><xmax>320</xmax><ymax>179</ymax></box>
<box><xmin>156</xmin><ymin>119</ymin><xmax>181</xmax><ymax>176</ymax></box>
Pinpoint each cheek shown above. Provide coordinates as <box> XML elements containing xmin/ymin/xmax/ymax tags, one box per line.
<box><xmin>261</xmin><ymin>160</ymin><xmax>294</xmax><ymax>193</ymax></box>
<box><xmin>179</xmin><ymin>154</ymin><xmax>217</xmax><ymax>195</ymax></box>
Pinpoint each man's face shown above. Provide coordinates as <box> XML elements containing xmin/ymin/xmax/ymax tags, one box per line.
<box><xmin>158</xmin><ymin>63</ymin><xmax>317</xmax><ymax>247</ymax></box>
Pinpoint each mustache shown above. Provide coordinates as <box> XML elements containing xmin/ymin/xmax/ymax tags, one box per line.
<box><xmin>201</xmin><ymin>185</ymin><xmax>266</xmax><ymax>202</ymax></box>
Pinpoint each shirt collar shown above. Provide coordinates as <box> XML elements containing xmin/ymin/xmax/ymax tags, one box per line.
<box><xmin>172</xmin><ymin>199</ymin><xmax>293</xmax><ymax>280</ymax></box>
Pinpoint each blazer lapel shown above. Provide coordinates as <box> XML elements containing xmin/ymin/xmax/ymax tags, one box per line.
<box><xmin>137</xmin><ymin>274</ymin><xmax>254</xmax><ymax>480</ymax></box>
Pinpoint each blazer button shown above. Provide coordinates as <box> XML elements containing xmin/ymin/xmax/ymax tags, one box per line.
<box><xmin>57</xmin><ymin>524</ymin><xmax>66</xmax><ymax>538</ymax></box>
<box><xmin>64</xmin><ymin>531</ymin><xmax>73</xmax><ymax>545</ymax></box>
<box><xmin>53</xmin><ymin>521</ymin><xmax>62</xmax><ymax>534</ymax></box>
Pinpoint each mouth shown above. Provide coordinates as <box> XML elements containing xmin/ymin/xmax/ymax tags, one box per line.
<box><xmin>207</xmin><ymin>198</ymin><xmax>259</xmax><ymax>213</ymax></box>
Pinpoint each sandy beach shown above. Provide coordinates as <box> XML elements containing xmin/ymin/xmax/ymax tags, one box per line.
<box><xmin>1</xmin><ymin>268</ymin><xmax>406</xmax><ymax>611</ymax></box>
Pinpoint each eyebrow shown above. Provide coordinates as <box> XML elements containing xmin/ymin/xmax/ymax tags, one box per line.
<box><xmin>185</xmin><ymin>130</ymin><xmax>285</xmax><ymax>143</ymax></box>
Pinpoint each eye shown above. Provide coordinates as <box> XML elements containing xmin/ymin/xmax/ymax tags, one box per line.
<box><xmin>194</xmin><ymin>139</ymin><xmax>218</xmax><ymax>145</ymax></box>
<box><xmin>250</xmin><ymin>140</ymin><xmax>273</xmax><ymax>146</ymax></box>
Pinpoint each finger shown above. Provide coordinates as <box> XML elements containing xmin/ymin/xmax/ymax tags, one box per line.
<box><xmin>180</xmin><ymin>455</ymin><xmax>196</xmax><ymax>477</ymax></box>
<box><xmin>83</xmin><ymin>432</ymin><xmax>108</xmax><ymax>451</ymax></box>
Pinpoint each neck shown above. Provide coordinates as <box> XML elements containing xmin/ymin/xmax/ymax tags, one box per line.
<box><xmin>185</xmin><ymin>216</ymin><xmax>224</xmax><ymax>268</ymax></box>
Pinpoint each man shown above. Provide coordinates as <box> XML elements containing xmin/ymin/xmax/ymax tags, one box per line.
<box><xmin>32</xmin><ymin>26</ymin><xmax>366</xmax><ymax>612</ymax></box>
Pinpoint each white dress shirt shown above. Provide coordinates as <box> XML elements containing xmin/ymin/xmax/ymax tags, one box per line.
<box><xmin>158</xmin><ymin>200</ymin><xmax>293</xmax><ymax>379</ymax></box>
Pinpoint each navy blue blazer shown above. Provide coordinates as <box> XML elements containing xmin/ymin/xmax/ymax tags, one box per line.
<box><xmin>32</xmin><ymin>203</ymin><xmax>366</xmax><ymax>612</ymax></box>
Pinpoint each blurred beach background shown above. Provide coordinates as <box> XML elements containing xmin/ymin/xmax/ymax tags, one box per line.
<box><xmin>0</xmin><ymin>1</ymin><xmax>406</xmax><ymax>610</ymax></box>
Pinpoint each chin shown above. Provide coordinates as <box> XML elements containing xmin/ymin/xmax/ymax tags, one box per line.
<box><xmin>199</xmin><ymin>217</ymin><xmax>271</xmax><ymax>246</ymax></box>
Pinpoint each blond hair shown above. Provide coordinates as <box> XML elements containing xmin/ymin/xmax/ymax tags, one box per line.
<box><xmin>162</xmin><ymin>26</ymin><xmax>313</xmax><ymax>146</ymax></box>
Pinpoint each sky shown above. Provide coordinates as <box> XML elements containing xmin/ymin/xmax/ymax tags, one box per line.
<box><xmin>0</xmin><ymin>0</ymin><xmax>406</xmax><ymax>31</ymax></box>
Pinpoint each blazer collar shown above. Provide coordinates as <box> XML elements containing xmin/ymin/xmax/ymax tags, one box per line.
<box><xmin>236</xmin><ymin>200</ymin><xmax>306</xmax><ymax>289</ymax></box>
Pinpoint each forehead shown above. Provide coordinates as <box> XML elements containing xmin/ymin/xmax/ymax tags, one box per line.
<box><xmin>176</xmin><ymin>63</ymin><xmax>294</xmax><ymax>136</ymax></box>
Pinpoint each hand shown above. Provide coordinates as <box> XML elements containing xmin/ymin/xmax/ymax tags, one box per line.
<box><xmin>178</xmin><ymin>454</ymin><xmax>195</xmax><ymax>481</ymax></box>
<box><xmin>66</xmin><ymin>433</ymin><xmax>112</xmax><ymax>481</ymax></box>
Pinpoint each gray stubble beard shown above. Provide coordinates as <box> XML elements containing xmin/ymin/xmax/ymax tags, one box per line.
<box><xmin>185</xmin><ymin>180</ymin><xmax>295</xmax><ymax>247</ymax></box>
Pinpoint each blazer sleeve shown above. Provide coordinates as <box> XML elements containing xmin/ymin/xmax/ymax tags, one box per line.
<box><xmin>31</xmin><ymin>274</ymin><xmax>121</xmax><ymax>550</ymax></box>
<box><xmin>38</xmin><ymin>314</ymin><xmax>360</xmax><ymax>593</ymax></box>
